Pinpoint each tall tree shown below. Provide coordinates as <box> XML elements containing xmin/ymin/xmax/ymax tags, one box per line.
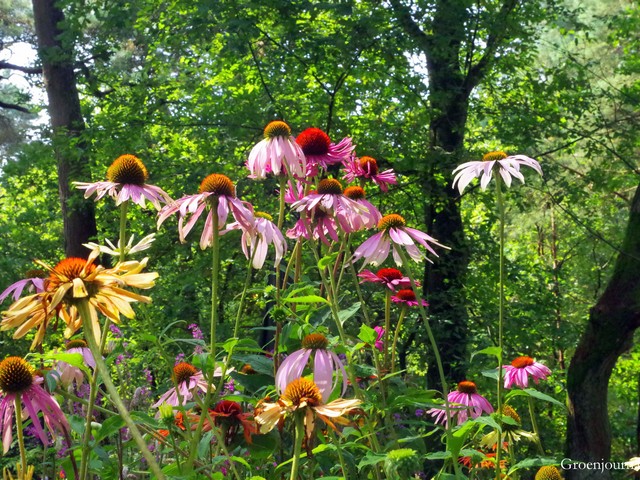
<box><xmin>388</xmin><ymin>0</ymin><xmax>539</xmax><ymax>385</ymax></box>
<box><xmin>31</xmin><ymin>0</ymin><xmax>96</xmax><ymax>258</ymax></box>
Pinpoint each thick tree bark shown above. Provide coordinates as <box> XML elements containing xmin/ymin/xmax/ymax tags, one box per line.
<box><xmin>566</xmin><ymin>183</ymin><xmax>640</xmax><ymax>479</ymax></box>
<box><xmin>390</xmin><ymin>0</ymin><xmax>518</xmax><ymax>386</ymax></box>
<box><xmin>32</xmin><ymin>0</ymin><xmax>97</xmax><ymax>258</ymax></box>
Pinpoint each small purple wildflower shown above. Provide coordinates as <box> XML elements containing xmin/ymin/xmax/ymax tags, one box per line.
<box><xmin>188</xmin><ymin>323</ymin><xmax>204</xmax><ymax>340</ymax></box>
<box><xmin>109</xmin><ymin>324</ymin><xmax>123</xmax><ymax>338</ymax></box>
<box><xmin>175</xmin><ymin>353</ymin><xmax>186</xmax><ymax>365</ymax></box>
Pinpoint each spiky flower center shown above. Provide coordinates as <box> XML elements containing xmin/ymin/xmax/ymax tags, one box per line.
<box><xmin>213</xmin><ymin>399</ymin><xmax>242</xmax><ymax>417</ymax></box>
<box><xmin>255</xmin><ymin>211</ymin><xmax>273</xmax><ymax>221</ymax></box>
<box><xmin>301</xmin><ymin>333</ymin><xmax>329</xmax><ymax>350</ymax></box>
<box><xmin>457</xmin><ymin>380</ymin><xmax>478</xmax><ymax>394</ymax></box>
<box><xmin>482</xmin><ymin>151</ymin><xmax>508</xmax><ymax>162</ymax></box>
<box><xmin>173</xmin><ymin>362</ymin><xmax>197</xmax><ymax>384</ymax></box>
<box><xmin>376</xmin><ymin>268</ymin><xmax>403</xmax><ymax>282</ymax></box>
<box><xmin>282</xmin><ymin>377</ymin><xmax>322</xmax><ymax>406</ymax></box>
<box><xmin>359</xmin><ymin>156</ymin><xmax>379</xmax><ymax>175</ymax></box>
<box><xmin>395</xmin><ymin>289</ymin><xmax>417</xmax><ymax>302</ymax></box>
<box><xmin>378</xmin><ymin>214</ymin><xmax>406</xmax><ymax>231</ymax></box>
<box><xmin>199</xmin><ymin>173</ymin><xmax>236</xmax><ymax>197</ymax></box>
<box><xmin>344</xmin><ymin>186</ymin><xmax>365</xmax><ymax>200</ymax></box>
<box><xmin>317</xmin><ymin>179</ymin><xmax>343</xmax><ymax>195</ymax></box>
<box><xmin>511</xmin><ymin>356</ymin><xmax>534</xmax><ymax>368</ymax></box>
<box><xmin>49</xmin><ymin>258</ymin><xmax>97</xmax><ymax>292</ymax></box>
<box><xmin>501</xmin><ymin>405</ymin><xmax>521</xmax><ymax>425</ymax></box>
<box><xmin>106</xmin><ymin>154</ymin><xmax>149</xmax><ymax>185</ymax></box>
<box><xmin>264</xmin><ymin>121</ymin><xmax>291</xmax><ymax>139</ymax></box>
<box><xmin>534</xmin><ymin>466</ymin><xmax>562</xmax><ymax>480</ymax></box>
<box><xmin>296</xmin><ymin>127</ymin><xmax>330</xmax><ymax>155</ymax></box>
<box><xmin>0</xmin><ymin>357</ymin><xmax>34</xmax><ymax>393</ymax></box>
<box><xmin>66</xmin><ymin>339</ymin><xmax>88</xmax><ymax>350</ymax></box>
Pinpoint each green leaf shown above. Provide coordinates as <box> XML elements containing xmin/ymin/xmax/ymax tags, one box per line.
<box><xmin>358</xmin><ymin>324</ymin><xmax>377</xmax><ymax>344</ymax></box>
<box><xmin>508</xmin><ymin>457</ymin><xmax>558</xmax><ymax>475</ymax></box>
<box><xmin>425</xmin><ymin>451</ymin><xmax>452</xmax><ymax>460</ymax></box>
<box><xmin>505</xmin><ymin>388</ymin><xmax>565</xmax><ymax>408</ymax></box>
<box><xmin>357</xmin><ymin>452</ymin><xmax>386</xmax><ymax>470</ymax></box>
<box><xmin>338</xmin><ymin>302</ymin><xmax>361</xmax><ymax>325</ymax></box>
<box><xmin>471</xmin><ymin>415</ymin><xmax>501</xmax><ymax>431</ymax></box>
<box><xmin>282</xmin><ymin>295</ymin><xmax>329</xmax><ymax>304</ymax></box>
<box><xmin>94</xmin><ymin>415</ymin><xmax>126</xmax><ymax>442</ymax></box>
<box><xmin>318</xmin><ymin>252</ymin><xmax>340</xmax><ymax>269</ymax></box>
<box><xmin>44</xmin><ymin>352</ymin><xmax>91</xmax><ymax>376</ymax></box>
<box><xmin>471</xmin><ymin>346</ymin><xmax>502</xmax><ymax>361</ymax></box>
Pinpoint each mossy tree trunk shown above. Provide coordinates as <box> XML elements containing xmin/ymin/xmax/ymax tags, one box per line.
<box><xmin>566</xmin><ymin>183</ymin><xmax>640</xmax><ymax>479</ymax></box>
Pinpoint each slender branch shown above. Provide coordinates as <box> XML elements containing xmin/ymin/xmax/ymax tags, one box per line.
<box><xmin>247</xmin><ymin>39</ymin><xmax>280</xmax><ymax>114</ymax></box>
<box><xmin>0</xmin><ymin>61</ymin><xmax>41</xmax><ymax>74</ymax></box>
<box><xmin>0</xmin><ymin>101</ymin><xmax>32</xmax><ymax>113</ymax></box>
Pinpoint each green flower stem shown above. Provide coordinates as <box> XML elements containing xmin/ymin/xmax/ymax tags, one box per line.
<box><xmin>347</xmin><ymin>261</ymin><xmax>373</xmax><ymax>326</ymax></box>
<box><xmin>186</xmin><ymin>198</ymin><xmax>221</xmax><ymax>469</ymax></box>
<box><xmin>383</xmin><ymin>290</ymin><xmax>392</xmax><ymax>370</ymax></box>
<box><xmin>328</xmin><ymin>430</ymin><xmax>348</xmax><ymax>477</ymax></box>
<box><xmin>528</xmin><ymin>396</ymin><xmax>545</xmax><ymax>455</ymax></box>
<box><xmin>79</xmin><ymin>203</ymin><xmax>131</xmax><ymax>479</ymax></box>
<box><xmin>390</xmin><ymin>306</ymin><xmax>407</xmax><ymax>374</ymax></box>
<box><xmin>495</xmin><ymin>175</ymin><xmax>506</xmax><ymax>480</ymax></box>
<box><xmin>118</xmin><ymin>201</ymin><xmax>129</xmax><ymax>264</ymax></box>
<box><xmin>215</xmin><ymin>255</ymin><xmax>254</xmax><ymax>395</ymax></box>
<box><xmin>78</xmin><ymin>300</ymin><xmax>165</xmax><ymax>480</ymax></box>
<box><xmin>394</xmin><ymin>248</ymin><xmax>460</xmax><ymax>478</ymax></box>
<box><xmin>290</xmin><ymin>412</ymin><xmax>305</xmax><ymax>480</ymax></box>
<box><xmin>14</xmin><ymin>397</ymin><xmax>28</xmax><ymax>477</ymax></box>
<box><xmin>277</xmin><ymin>175</ymin><xmax>287</xmax><ymax>230</ymax></box>
<box><xmin>79</xmin><ymin>366</ymin><xmax>100</xmax><ymax>480</ymax></box>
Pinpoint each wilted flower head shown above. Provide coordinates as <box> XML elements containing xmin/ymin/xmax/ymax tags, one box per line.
<box><xmin>0</xmin><ymin>356</ymin><xmax>70</xmax><ymax>453</ymax></box>
<box><xmin>83</xmin><ymin>234</ymin><xmax>155</xmax><ymax>259</ymax></box>
<box><xmin>276</xmin><ymin>333</ymin><xmax>347</xmax><ymax>402</ymax></box>
<box><xmin>351</xmin><ymin>213</ymin><xmax>447</xmax><ymax>266</ymax></box>
<box><xmin>452</xmin><ymin>151</ymin><xmax>543</xmax><ymax>194</ymax></box>
<box><xmin>427</xmin><ymin>380</ymin><xmax>493</xmax><ymax>426</ymax></box>
<box><xmin>343</xmin><ymin>156</ymin><xmax>397</xmax><ymax>192</ymax></box>
<box><xmin>480</xmin><ymin>404</ymin><xmax>535</xmax><ymax>447</ymax></box>
<box><xmin>503</xmin><ymin>356</ymin><xmax>551</xmax><ymax>389</ymax></box>
<box><xmin>55</xmin><ymin>339</ymin><xmax>96</xmax><ymax>388</ymax></box>
<box><xmin>225</xmin><ymin>211</ymin><xmax>287</xmax><ymax>269</ymax></box>
<box><xmin>255</xmin><ymin>377</ymin><xmax>361</xmax><ymax>439</ymax></box>
<box><xmin>0</xmin><ymin>270</ymin><xmax>46</xmax><ymax>304</ymax></box>
<box><xmin>157</xmin><ymin>173</ymin><xmax>255</xmax><ymax>250</ymax></box>
<box><xmin>373</xmin><ymin>326</ymin><xmax>385</xmax><ymax>351</ymax></box>
<box><xmin>75</xmin><ymin>154</ymin><xmax>172</xmax><ymax>209</ymax></box>
<box><xmin>208</xmin><ymin>400</ymin><xmax>256</xmax><ymax>445</ymax></box>
<box><xmin>1</xmin><ymin>251</ymin><xmax>157</xmax><ymax>348</ymax></box>
<box><xmin>247</xmin><ymin>121</ymin><xmax>306</xmax><ymax>179</ymax></box>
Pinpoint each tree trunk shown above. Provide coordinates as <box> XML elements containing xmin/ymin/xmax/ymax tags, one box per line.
<box><xmin>566</xmin><ymin>183</ymin><xmax>640</xmax><ymax>479</ymax></box>
<box><xmin>32</xmin><ymin>0</ymin><xmax>97</xmax><ymax>258</ymax></box>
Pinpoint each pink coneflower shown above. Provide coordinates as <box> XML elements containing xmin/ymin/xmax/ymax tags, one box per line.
<box><xmin>225</xmin><ymin>211</ymin><xmax>287</xmax><ymax>269</ymax></box>
<box><xmin>152</xmin><ymin>362</ymin><xmax>212</xmax><ymax>408</ymax></box>
<box><xmin>374</xmin><ymin>326</ymin><xmax>384</xmax><ymax>351</ymax></box>
<box><xmin>157</xmin><ymin>173</ymin><xmax>255</xmax><ymax>250</ymax></box>
<box><xmin>0</xmin><ymin>270</ymin><xmax>46</xmax><ymax>303</ymax></box>
<box><xmin>296</xmin><ymin>127</ymin><xmax>354</xmax><ymax>176</ymax></box>
<box><xmin>291</xmin><ymin>179</ymin><xmax>370</xmax><ymax>234</ymax></box>
<box><xmin>286</xmin><ymin>210</ymin><xmax>340</xmax><ymax>246</ymax></box>
<box><xmin>391</xmin><ymin>289</ymin><xmax>428</xmax><ymax>307</ymax></box>
<box><xmin>0</xmin><ymin>356</ymin><xmax>70</xmax><ymax>453</ymax></box>
<box><xmin>503</xmin><ymin>356</ymin><xmax>551</xmax><ymax>389</ymax></box>
<box><xmin>358</xmin><ymin>267</ymin><xmax>413</xmax><ymax>291</ymax></box>
<box><xmin>55</xmin><ymin>339</ymin><xmax>96</xmax><ymax>388</ymax></box>
<box><xmin>275</xmin><ymin>333</ymin><xmax>347</xmax><ymax>402</ymax></box>
<box><xmin>452</xmin><ymin>151</ymin><xmax>543</xmax><ymax>194</ymax></box>
<box><xmin>75</xmin><ymin>154</ymin><xmax>172</xmax><ymax>210</ymax></box>
<box><xmin>247</xmin><ymin>121</ymin><xmax>306</xmax><ymax>179</ymax></box>
<box><xmin>343</xmin><ymin>156</ymin><xmax>397</xmax><ymax>192</ymax></box>
<box><xmin>351</xmin><ymin>214</ymin><xmax>447</xmax><ymax>266</ymax></box>
<box><xmin>284</xmin><ymin>179</ymin><xmax>305</xmax><ymax>204</ymax></box>
<box><xmin>343</xmin><ymin>186</ymin><xmax>381</xmax><ymax>230</ymax></box>
<box><xmin>427</xmin><ymin>380</ymin><xmax>494</xmax><ymax>426</ymax></box>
